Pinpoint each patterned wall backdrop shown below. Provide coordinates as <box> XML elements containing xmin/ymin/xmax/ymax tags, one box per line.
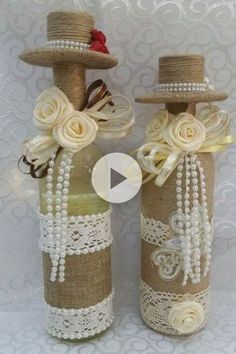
<box><xmin>0</xmin><ymin>0</ymin><xmax>236</xmax><ymax>353</ymax></box>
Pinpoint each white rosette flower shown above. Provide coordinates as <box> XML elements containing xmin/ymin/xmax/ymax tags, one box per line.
<box><xmin>168</xmin><ymin>301</ymin><xmax>205</xmax><ymax>334</ymax></box>
<box><xmin>164</xmin><ymin>113</ymin><xmax>206</xmax><ymax>152</ymax></box>
<box><xmin>53</xmin><ymin>110</ymin><xmax>98</xmax><ymax>153</ymax></box>
<box><xmin>23</xmin><ymin>134</ymin><xmax>58</xmax><ymax>166</ymax></box>
<box><xmin>145</xmin><ymin>110</ymin><xmax>169</xmax><ymax>143</ymax></box>
<box><xmin>34</xmin><ymin>86</ymin><xmax>74</xmax><ymax>131</ymax></box>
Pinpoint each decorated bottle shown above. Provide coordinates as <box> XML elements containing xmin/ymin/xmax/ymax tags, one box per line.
<box><xmin>18</xmin><ymin>11</ymin><xmax>124</xmax><ymax>340</ymax></box>
<box><xmin>136</xmin><ymin>55</ymin><xmax>232</xmax><ymax>335</ymax></box>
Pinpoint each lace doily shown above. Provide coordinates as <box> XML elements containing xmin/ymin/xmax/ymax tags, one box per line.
<box><xmin>140</xmin><ymin>280</ymin><xmax>210</xmax><ymax>335</ymax></box>
<box><xmin>46</xmin><ymin>289</ymin><xmax>114</xmax><ymax>339</ymax></box>
<box><xmin>39</xmin><ymin>208</ymin><xmax>112</xmax><ymax>255</ymax></box>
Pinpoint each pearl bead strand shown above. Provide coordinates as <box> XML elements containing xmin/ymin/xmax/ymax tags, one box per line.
<box><xmin>196</xmin><ymin>158</ymin><xmax>212</xmax><ymax>277</ymax></box>
<box><xmin>48</xmin><ymin>150</ymin><xmax>73</xmax><ymax>282</ymax></box>
<box><xmin>46</xmin><ymin>151</ymin><xmax>57</xmax><ymax>281</ymax></box>
<box><xmin>190</xmin><ymin>153</ymin><xmax>201</xmax><ymax>283</ymax></box>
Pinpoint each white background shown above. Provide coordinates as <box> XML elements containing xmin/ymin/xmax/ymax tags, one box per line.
<box><xmin>1</xmin><ymin>0</ymin><xmax>236</xmax><ymax>353</ymax></box>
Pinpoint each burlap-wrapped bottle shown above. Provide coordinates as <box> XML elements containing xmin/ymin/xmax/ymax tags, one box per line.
<box><xmin>19</xmin><ymin>11</ymin><xmax>118</xmax><ymax>340</ymax></box>
<box><xmin>136</xmin><ymin>55</ymin><xmax>228</xmax><ymax>335</ymax></box>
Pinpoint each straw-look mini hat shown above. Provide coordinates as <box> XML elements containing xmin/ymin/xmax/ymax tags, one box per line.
<box><xmin>19</xmin><ymin>11</ymin><xmax>117</xmax><ymax>69</ymax></box>
<box><xmin>135</xmin><ymin>55</ymin><xmax>228</xmax><ymax>103</ymax></box>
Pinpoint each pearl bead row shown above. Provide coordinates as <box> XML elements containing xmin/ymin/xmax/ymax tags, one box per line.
<box><xmin>46</xmin><ymin>40</ymin><xmax>90</xmax><ymax>50</ymax></box>
<box><xmin>190</xmin><ymin>153</ymin><xmax>201</xmax><ymax>283</ymax></box>
<box><xmin>176</xmin><ymin>153</ymin><xmax>211</xmax><ymax>286</ymax></box>
<box><xmin>176</xmin><ymin>156</ymin><xmax>188</xmax><ymax>284</ymax></box>
<box><xmin>157</xmin><ymin>82</ymin><xmax>207</xmax><ymax>92</ymax></box>
<box><xmin>48</xmin><ymin>150</ymin><xmax>73</xmax><ymax>282</ymax></box>
<box><xmin>46</xmin><ymin>151</ymin><xmax>57</xmax><ymax>272</ymax></box>
<box><xmin>196</xmin><ymin>158</ymin><xmax>212</xmax><ymax>277</ymax></box>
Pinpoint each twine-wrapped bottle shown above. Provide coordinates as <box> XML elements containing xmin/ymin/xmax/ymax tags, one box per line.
<box><xmin>19</xmin><ymin>11</ymin><xmax>118</xmax><ymax>340</ymax></box>
<box><xmin>136</xmin><ymin>55</ymin><xmax>229</xmax><ymax>335</ymax></box>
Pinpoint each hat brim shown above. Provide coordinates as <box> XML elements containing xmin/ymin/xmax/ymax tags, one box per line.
<box><xmin>19</xmin><ymin>47</ymin><xmax>118</xmax><ymax>69</ymax></box>
<box><xmin>135</xmin><ymin>90</ymin><xmax>228</xmax><ymax>104</ymax></box>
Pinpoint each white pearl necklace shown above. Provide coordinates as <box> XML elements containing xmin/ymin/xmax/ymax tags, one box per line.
<box><xmin>46</xmin><ymin>150</ymin><xmax>73</xmax><ymax>283</ymax></box>
<box><xmin>156</xmin><ymin>77</ymin><xmax>214</xmax><ymax>92</ymax></box>
<box><xmin>176</xmin><ymin>153</ymin><xmax>212</xmax><ymax>285</ymax></box>
<box><xmin>46</xmin><ymin>39</ymin><xmax>90</xmax><ymax>50</ymax></box>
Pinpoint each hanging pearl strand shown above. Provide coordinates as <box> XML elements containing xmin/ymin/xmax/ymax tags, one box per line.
<box><xmin>182</xmin><ymin>153</ymin><xmax>193</xmax><ymax>285</ymax></box>
<box><xmin>190</xmin><ymin>153</ymin><xmax>201</xmax><ymax>283</ymax></box>
<box><xmin>49</xmin><ymin>150</ymin><xmax>73</xmax><ymax>282</ymax></box>
<box><xmin>58</xmin><ymin>151</ymin><xmax>73</xmax><ymax>282</ymax></box>
<box><xmin>196</xmin><ymin>157</ymin><xmax>212</xmax><ymax>277</ymax></box>
<box><xmin>46</xmin><ymin>151</ymin><xmax>57</xmax><ymax>278</ymax></box>
<box><xmin>176</xmin><ymin>155</ymin><xmax>189</xmax><ymax>286</ymax></box>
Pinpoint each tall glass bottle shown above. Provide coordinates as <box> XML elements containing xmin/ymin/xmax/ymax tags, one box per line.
<box><xmin>140</xmin><ymin>103</ymin><xmax>213</xmax><ymax>335</ymax></box>
<box><xmin>39</xmin><ymin>65</ymin><xmax>113</xmax><ymax>339</ymax></box>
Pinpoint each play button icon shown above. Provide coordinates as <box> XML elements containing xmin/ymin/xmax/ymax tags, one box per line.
<box><xmin>91</xmin><ymin>152</ymin><xmax>142</xmax><ymax>203</ymax></box>
<box><xmin>110</xmin><ymin>168</ymin><xmax>127</xmax><ymax>189</ymax></box>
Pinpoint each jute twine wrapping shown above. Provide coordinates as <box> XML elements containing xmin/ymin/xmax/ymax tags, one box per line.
<box><xmin>141</xmin><ymin>103</ymin><xmax>213</xmax><ymax>332</ymax></box>
<box><xmin>48</xmin><ymin>11</ymin><xmax>94</xmax><ymax>43</ymax></box>
<box><xmin>19</xmin><ymin>11</ymin><xmax>117</xmax><ymax>69</ymax></box>
<box><xmin>41</xmin><ymin>64</ymin><xmax>112</xmax><ymax>310</ymax></box>
<box><xmin>135</xmin><ymin>55</ymin><xmax>227</xmax><ymax>103</ymax></box>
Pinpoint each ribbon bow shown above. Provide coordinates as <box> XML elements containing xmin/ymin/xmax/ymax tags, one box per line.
<box><xmin>137</xmin><ymin>105</ymin><xmax>235</xmax><ymax>187</ymax></box>
<box><xmin>19</xmin><ymin>80</ymin><xmax>134</xmax><ymax>178</ymax></box>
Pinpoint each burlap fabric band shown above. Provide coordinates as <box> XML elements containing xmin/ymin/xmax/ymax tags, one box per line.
<box><xmin>141</xmin><ymin>103</ymin><xmax>213</xmax><ymax>329</ymax></box>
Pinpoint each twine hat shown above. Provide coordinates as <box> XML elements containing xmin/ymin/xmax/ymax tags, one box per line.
<box><xmin>19</xmin><ymin>11</ymin><xmax>117</xmax><ymax>69</ymax></box>
<box><xmin>136</xmin><ymin>55</ymin><xmax>228</xmax><ymax>104</ymax></box>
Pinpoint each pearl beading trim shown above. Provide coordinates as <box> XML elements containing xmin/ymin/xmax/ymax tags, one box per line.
<box><xmin>46</xmin><ymin>289</ymin><xmax>114</xmax><ymax>339</ymax></box>
<box><xmin>45</xmin><ymin>39</ymin><xmax>90</xmax><ymax>50</ymax></box>
<box><xmin>156</xmin><ymin>78</ymin><xmax>214</xmax><ymax>92</ymax></box>
<box><xmin>176</xmin><ymin>153</ymin><xmax>211</xmax><ymax>285</ymax></box>
<box><xmin>140</xmin><ymin>279</ymin><xmax>210</xmax><ymax>335</ymax></box>
<box><xmin>46</xmin><ymin>151</ymin><xmax>73</xmax><ymax>283</ymax></box>
<box><xmin>39</xmin><ymin>208</ymin><xmax>112</xmax><ymax>255</ymax></box>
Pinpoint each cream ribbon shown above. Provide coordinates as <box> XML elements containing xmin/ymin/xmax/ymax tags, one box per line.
<box><xmin>85</xmin><ymin>94</ymin><xmax>134</xmax><ymax>139</ymax></box>
<box><xmin>137</xmin><ymin>105</ymin><xmax>235</xmax><ymax>187</ymax></box>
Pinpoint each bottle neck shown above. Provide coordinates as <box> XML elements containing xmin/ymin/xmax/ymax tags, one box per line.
<box><xmin>165</xmin><ymin>102</ymin><xmax>196</xmax><ymax>115</ymax></box>
<box><xmin>53</xmin><ymin>64</ymin><xmax>86</xmax><ymax>110</ymax></box>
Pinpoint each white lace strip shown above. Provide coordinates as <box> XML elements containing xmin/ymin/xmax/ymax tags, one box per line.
<box><xmin>140</xmin><ymin>280</ymin><xmax>210</xmax><ymax>335</ymax></box>
<box><xmin>39</xmin><ymin>208</ymin><xmax>112</xmax><ymax>255</ymax></box>
<box><xmin>46</xmin><ymin>289</ymin><xmax>114</xmax><ymax>339</ymax></box>
<box><xmin>141</xmin><ymin>212</ymin><xmax>213</xmax><ymax>283</ymax></box>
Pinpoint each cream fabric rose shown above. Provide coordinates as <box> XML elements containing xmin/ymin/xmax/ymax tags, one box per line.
<box><xmin>33</xmin><ymin>86</ymin><xmax>74</xmax><ymax>131</ymax></box>
<box><xmin>168</xmin><ymin>301</ymin><xmax>204</xmax><ymax>334</ymax></box>
<box><xmin>145</xmin><ymin>110</ymin><xmax>169</xmax><ymax>143</ymax></box>
<box><xmin>53</xmin><ymin>111</ymin><xmax>98</xmax><ymax>153</ymax></box>
<box><xmin>164</xmin><ymin>113</ymin><xmax>206</xmax><ymax>152</ymax></box>
<box><xmin>23</xmin><ymin>134</ymin><xmax>58</xmax><ymax>166</ymax></box>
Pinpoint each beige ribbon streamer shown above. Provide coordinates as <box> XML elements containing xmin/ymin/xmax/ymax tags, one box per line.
<box><xmin>137</xmin><ymin>106</ymin><xmax>235</xmax><ymax>187</ymax></box>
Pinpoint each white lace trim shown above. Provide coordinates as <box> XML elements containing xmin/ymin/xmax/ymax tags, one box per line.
<box><xmin>39</xmin><ymin>208</ymin><xmax>112</xmax><ymax>255</ymax></box>
<box><xmin>141</xmin><ymin>213</ymin><xmax>213</xmax><ymax>282</ymax></box>
<box><xmin>140</xmin><ymin>280</ymin><xmax>210</xmax><ymax>335</ymax></box>
<box><xmin>46</xmin><ymin>289</ymin><xmax>114</xmax><ymax>339</ymax></box>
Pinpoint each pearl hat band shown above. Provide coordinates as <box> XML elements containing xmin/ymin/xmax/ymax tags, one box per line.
<box><xmin>156</xmin><ymin>77</ymin><xmax>214</xmax><ymax>92</ymax></box>
<box><xmin>45</xmin><ymin>40</ymin><xmax>90</xmax><ymax>50</ymax></box>
<box><xmin>135</xmin><ymin>55</ymin><xmax>227</xmax><ymax>103</ymax></box>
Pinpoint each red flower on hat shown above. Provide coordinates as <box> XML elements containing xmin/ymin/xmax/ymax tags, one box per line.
<box><xmin>90</xmin><ymin>29</ymin><xmax>110</xmax><ymax>54</ymax></box>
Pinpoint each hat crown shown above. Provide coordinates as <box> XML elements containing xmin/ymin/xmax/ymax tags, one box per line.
<box><xmin>159</xmin><ymin>55</ymin><xmax>204</xmax><ymax>84</ymax></box>
<box><xmin>47</xmin><ymin>11</ymin><xmax>94</xmax><ymax>44</ymax></box>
